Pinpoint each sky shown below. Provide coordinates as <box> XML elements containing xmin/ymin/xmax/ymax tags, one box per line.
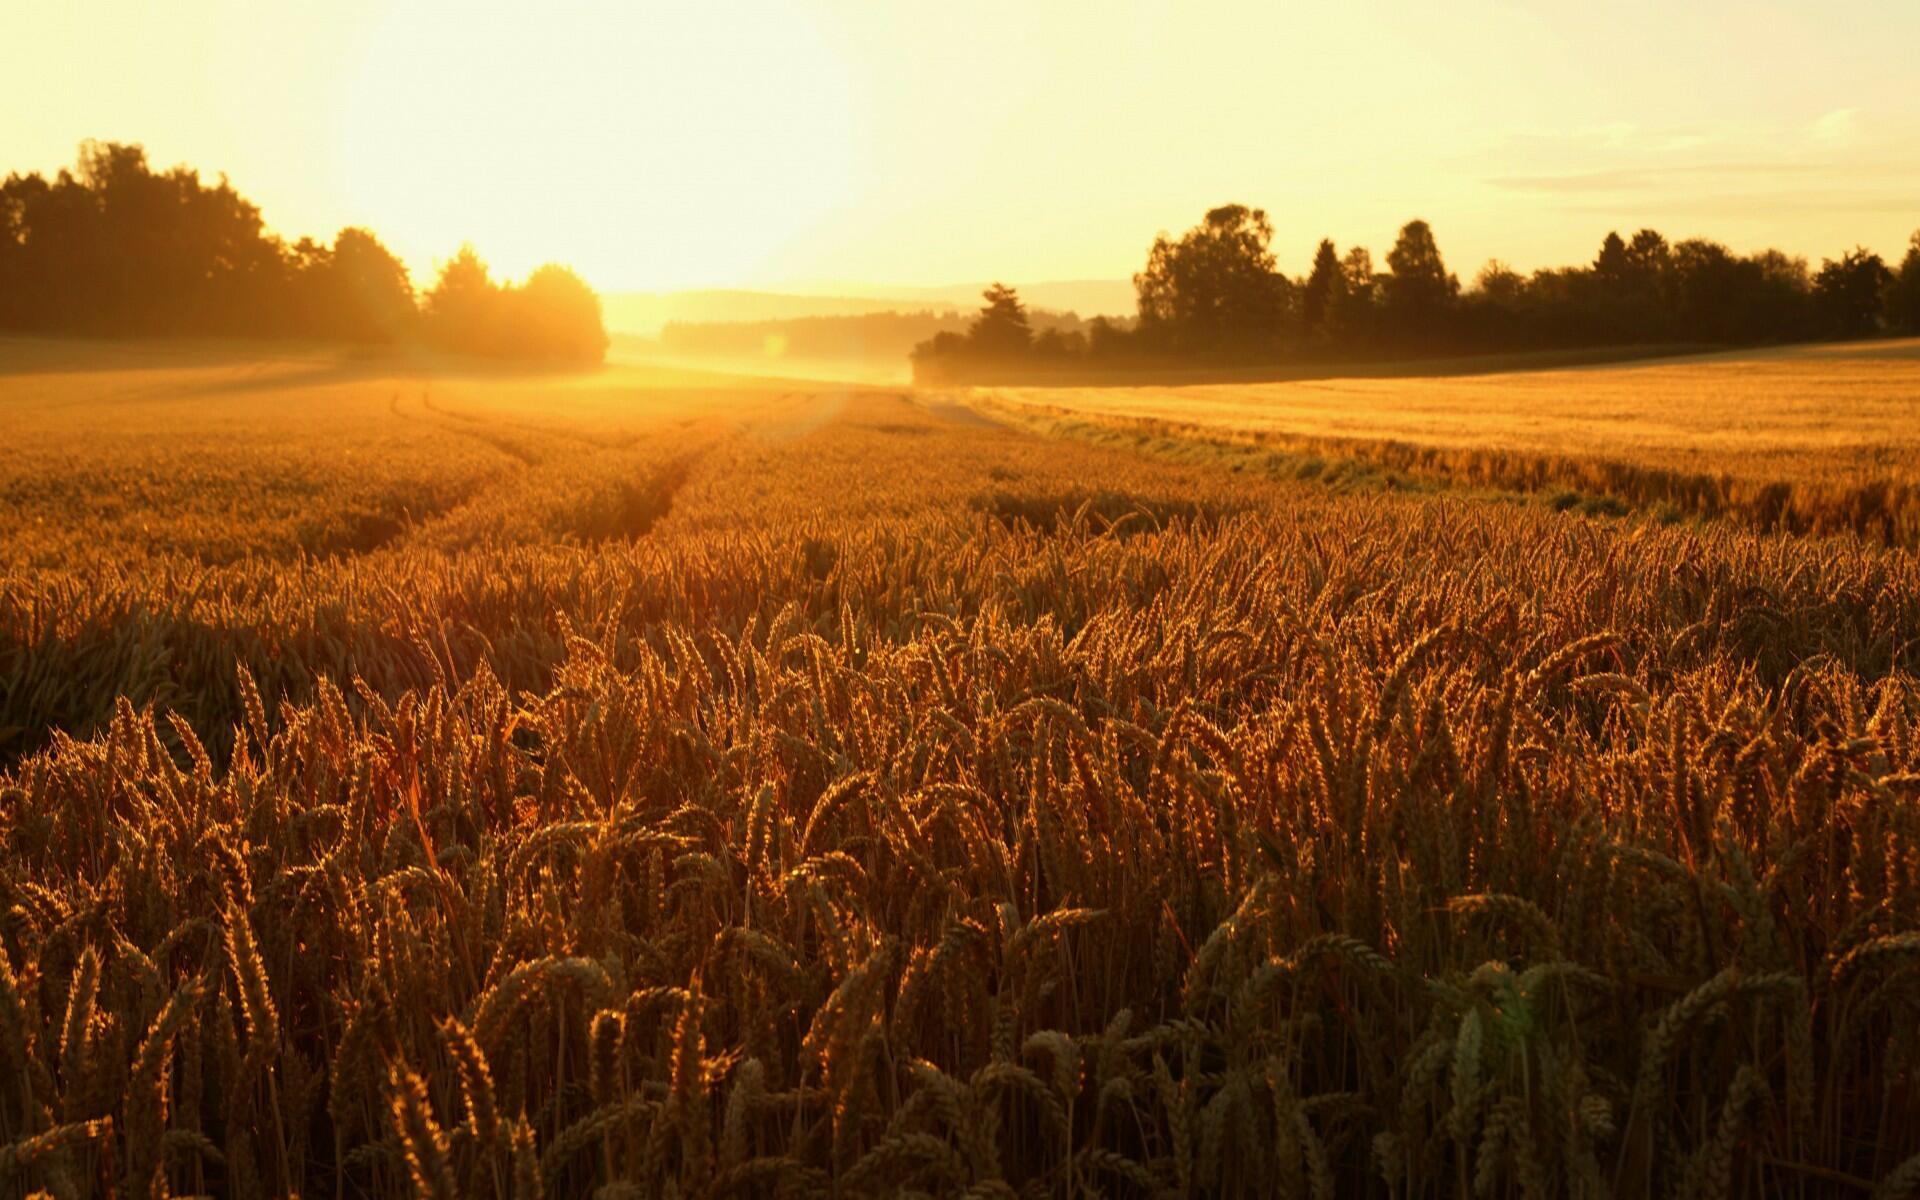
<box><xmin>6</xmin><ymin>0</ymin><xmax>1920</xmax><ymax>295</ymax></box>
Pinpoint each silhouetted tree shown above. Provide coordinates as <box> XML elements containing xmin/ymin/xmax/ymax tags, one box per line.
<box><xmin>501</xmin><ymin>264</ymin><xmax>610</xmax><ymax>363</ymax></box>
<box><xmin>1625</xmin><ymin>229</ymin><xmax>1671</xmax><ymax>277</ymax></box>
<box><xmin>1382</xmin><ymin>219</ymin><xmax>1457</xmax><ymax>345</ymax></box>
<box><xmin>1575</xmin><ymin>232</ymin><xmax>1642</xmax><ymax>341</ymax></box>
<box><xmin>0</xmin><ymin>141</ymin><xmax>285</xmax><ymax>336</ymax></box>
<box><xmin>908</xmin><ymin>286</ymin><xmax>1110</xmax><ymax>381</ymax></box>
<box><xmin>1813</xmin><ymin>249</ymin><xmax>1892</xmax><ymax>338</ymax></box>
<box><xmin>1606</xmin><ymin>228</ymin><xmax>1674</xmax><ymax>339</ymax></box>
<box><xmin>1457</xmin><ymin>260</ymin><xmax>1530</xmax><ymax>348</ymax></box>
<box><xmin>1884</xmin><ymin>231</ymin><xmax>1920</xmax><ymax>334</ymax></box>
<box><xmin>1747</xmin><ymin>249</ymin><xmax>1816</xmax><ymax>340</ymax></box>
<box><xmin>329</xmin><ymin>228</ymin><xmax>417</xmax><ymax>341</ymax></box>
<box><xmin>913</xmin><ymin>200</ymin><xmax>1900</xmax><ymax>380</ymax></box>
<box><xmin>1654</xmin><ymin>240</ymin><xmax>1812</xmax><ymax>344</ymax></box>
<box><xmin>1135</xmin><ymin>205</ymin><xmax>1290</xmax><ymax>358</ymax></box>
<box><xmin>1032</xmin><ymin>326</ymin><xmax>1087</xmax><ymax>359</ymax></box>
<box><xmin>1593</xmin><ymin>232</ymin><xmax>1630</xmax><ymax>285</ymax></box>
<box><xmin>424</xmin><ymin>245</ymin><xmax>500</xmax><ymax>355</ymax></box>
<box><xmin>417</xmin><ymin>250</ymin><xmax>610</xmax><ymax>363</ymax></box>
<box><xmin>969</xmin><ymin>283</ymin><xmax>1034</xmax><ymax>357</ymax></box>
<box><xmin>1475</xmin><ymin>261</ymin><xmax>1527</xmax><ymax>305</ymax></box>
<box><xmin>0</xmin><ymin>141</ymin><xmax>607</xmax><ymax>362</ymax></box>
<box><xmin>1669</xmin><ymin>240</ymin><xmax>1745</xmax><ymax>342</ymax></box>
<box><xmin>1327</xmin><ymin>246</ymin><xmax>1378</xmax><ymax>346</ymax></box>
<box><xmin>1300</xmin><ymin>239</ymin><xmax>1344</xmax><ymax>342</ymax></box>
<box><xmin>289</xmin><ymin>227</ymin><xmax>417</xmax><ymax>342</ymax></box>
<box><xmin>1087</xmin><ymin>316</ymin><xmax>1132</xmax><ymax>360</ymax></box>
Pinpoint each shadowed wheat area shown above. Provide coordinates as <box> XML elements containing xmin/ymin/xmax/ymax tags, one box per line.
<box><xmin>2</xmin><ymin>338</ymin><xmax>1919</xmax><ymax>1198</ymax></box>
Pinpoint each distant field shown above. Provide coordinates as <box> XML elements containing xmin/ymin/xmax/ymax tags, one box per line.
<box><xmin>0</xmin><ymin>335</ymin><xmax>851</xmax><ymax>568</ymax></box>
<box><xmin>978</xmin><ymin>339</ymin><xmax>1920</xmax><ymax>543</ymax></box>
<box><xmin>982</xmin><ymin>340</ymin><xmax>1920</xmax><ymax>483</ymax></box>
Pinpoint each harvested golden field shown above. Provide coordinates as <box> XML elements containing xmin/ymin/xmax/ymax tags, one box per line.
<box><xmin>2</xmin><ymin>337</ymin><xmax>1919</xmax><ymax>1197</ymax></box>
<box><xmin>980</xmin><ymin>340</ymin><xmax>1920</xmax><ymax>546</ymax></box>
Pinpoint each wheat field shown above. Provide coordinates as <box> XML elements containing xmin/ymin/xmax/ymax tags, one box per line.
<box><xmin>980</xmin><ymin>340</ymin><xmax>1920</xmax><ymax>549</ymax></box>
<box><xmin>2</xmin><ymin>337</ymin><xmax>1918</xmax><ymax>1198</ymax></box>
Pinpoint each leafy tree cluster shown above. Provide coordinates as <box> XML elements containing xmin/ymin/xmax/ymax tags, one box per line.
<box><xmin>419</xmin><ymin>247</ymin><xmax>609</xmax><ymax>363</ymax></box>
<box><xmin>908</xmin><ymin>284</ymin><xmax>1098</xmax><ymax>377</ymax></box>
<box><xmin>913</xmin><ymin>204</ymin><xmax>1920</xmax><ymax>381</ymax></box>
<box><xmin>0</xmin><ymin>141</ymin><xmax>608</xmax><ymax>363</ymax></box>
<box><xmin>1135</xmin><ymin>205</ymin><xmax>1290</xmax><ymax>358</ymax></box>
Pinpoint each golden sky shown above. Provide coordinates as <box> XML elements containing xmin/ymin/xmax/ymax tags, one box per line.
<box><xmin>7</xmin><ymin>1</ymin><xmax>1919</xmax><ymax>294</ymax></box>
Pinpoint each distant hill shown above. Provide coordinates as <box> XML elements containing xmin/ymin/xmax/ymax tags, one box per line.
<box><xmin>600</xmin><ymin>281</ymin><xmax>1135</xmax><ymax>336</ymax></box>
<box><xmin>600</xmin><ymin>291</ymin><xmax>961</xmax><ymax>336</ymax></box>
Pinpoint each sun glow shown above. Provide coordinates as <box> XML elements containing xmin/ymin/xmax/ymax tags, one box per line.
<box><xmin>337</xmin><ymin>3</ymin><xmax>860</xmax><ymax>290</ymax></box>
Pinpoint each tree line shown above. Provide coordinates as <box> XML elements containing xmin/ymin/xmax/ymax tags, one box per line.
<box><xmin>663</xmin><ymin>303</ymin><xmax>1100</xmax><ymax>369</ymax></box>
<box><xmin>0</xmin><ymin>141</ymin><xmax>609</xmax><ymax>363</ymax></box>
<box><xmin>913</xmin><ymin>204</ymin><xmax>1920</xmax><ymax>382</ymax></box>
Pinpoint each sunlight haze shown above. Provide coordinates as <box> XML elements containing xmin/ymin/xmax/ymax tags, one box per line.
<box><xmin>7</xmin><ymin>0</ymin><xmax>1919</xmax><ymax>291</ymax></box>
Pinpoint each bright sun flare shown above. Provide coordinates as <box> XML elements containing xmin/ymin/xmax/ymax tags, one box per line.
<box><xmin>339</xmin><ymin>3</ymin><xmax>859</xmax><ymax>289</ymax></box>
